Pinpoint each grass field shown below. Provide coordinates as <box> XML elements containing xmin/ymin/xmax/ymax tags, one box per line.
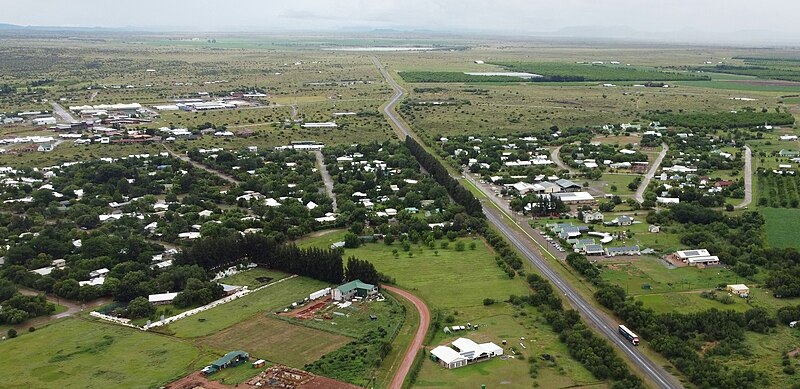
<box><xmin>0</xmin><ymin>318</ymin><xmax>199</xmax><ymax>389</ymax></box>
<box><xmin>716</xmin><ymin>326</ymin><xmax>800</xmax><ymax>389</ymax></box>
<box><xmin>218</xmin><ymin>268</ymin><xmax>290</xmax><ymax>288</ymax></box>
<box><xmin>166</xmin><ymin>276</ymin><xmax>330</xmax><ymax>338</ymax></box>
<box><xmin>199</xmin><ymin>315</ymin><xmax>351</xmax><ymax>368</ymax></box>
<box><xmin>762</xmin><ymin>207</ymin><xmax>800</xmax><ymax>249</ymax></box>
<box><xmin>596</xmin><ymin>173</ymin><xmax>640</xmax><ymax>196</ymax></box>
<box><xmin>284</xmin><ymin>295</ymin><xmax>404</xmax><ymax>339</ymax></box>
<box><xmin>600</xmin><ymin>257</ymin><xmax>743</xmax><ymax>296</ymax></box>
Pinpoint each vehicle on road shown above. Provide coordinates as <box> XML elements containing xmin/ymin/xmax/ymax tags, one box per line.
<box><xmin>619</xmin><ymin>324</ymin><xmax>640</xmax><ymax>346</ymax></box>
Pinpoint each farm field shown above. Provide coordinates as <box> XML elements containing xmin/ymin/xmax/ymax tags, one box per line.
<box><xmin>762</xmin><ymin>207</ymin><xmax>800</xmax><ymax>249</ymax></box>
<box><xmin>199</xmin><ymin>315</ymin><xmax>351</xmax><ymax>368</ymax></box>
<box><xmin>165</xmin><ymin>276</ymin><xmax>330</xmax><ymax>338</ymax></box>
<box><xmin>0</xmin><ymin>318</ymin><xmax>200</xmax><ymax>389</ymax></box>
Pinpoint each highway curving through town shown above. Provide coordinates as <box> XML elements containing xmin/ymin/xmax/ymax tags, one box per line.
<box><xmin>373</xmin><ymin>56</ymin><xmax>683</xmax><ymax>389</ymax></box>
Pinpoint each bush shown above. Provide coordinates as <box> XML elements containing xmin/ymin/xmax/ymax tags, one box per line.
<box><xmin>483</xmin><ymin>298</ymin><xmax>496</xmax><ymax>306</ymax></box>
<box><xmin>7</xmin><ymin>328</ymin><xmax>17</xmax><ymax>338</ymax></box>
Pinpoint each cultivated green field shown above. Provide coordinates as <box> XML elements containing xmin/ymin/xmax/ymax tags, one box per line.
<box><xmin>762</xmin><ymin>207</ymin><xmax>800</xmax><ymax>249</ymax></box>
<box><xmin>0</xmin><ymin>318</ymin><xmax>199</xmax><ymax>389</ymax></box>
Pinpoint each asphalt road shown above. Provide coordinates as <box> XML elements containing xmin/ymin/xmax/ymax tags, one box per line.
<box><xmin>314</xmin><ymin>150</ymin><xmax>338</xmax><ymax>211</ymax></box>
<box><xmin>382</xmin><ymin>284</ymin><xmax>431</xmax><ymax>389</ymax></box>
<box><xmin>735</xmin><ymin>145</ymin><xmax>752</xmax><ymax>209</ymax></box>
<box><xmin>635</xmin><ymin>143</ymin><xmax>669</xmax><ymax>203</ymax></box>
<box><xmin>51</xmin><ymin>101</ymin><xmax>77</xmax><ymax>123</ymax></box>
<box><xmin>373</xmin><ymin>56</ymin><xmax>683</xmax><ymax>389</ymax></box>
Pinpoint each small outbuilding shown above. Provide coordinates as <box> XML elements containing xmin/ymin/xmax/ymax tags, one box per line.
<box><xmin>726</xmin><ymin>284</ymin><xmax>750</xmax><ymax>296</ymax></box>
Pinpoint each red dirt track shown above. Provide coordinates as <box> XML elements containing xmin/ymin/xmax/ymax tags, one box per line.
<box><xmin>382</xmin><ymin>284</ymin><xmax>430</xmax><ymax>389</ymax></box>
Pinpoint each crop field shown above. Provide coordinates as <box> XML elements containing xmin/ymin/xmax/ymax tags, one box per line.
<box><xmin>199</xmin><ymin>315</ymin><xmax>351</xmax><ymax>368</ymax></box>
<box><xmin>166</xmin><ymin>276</ymin><xmax>330</xmax><ymax>338</ymax></box>
<box><xmin>762</xmin><ymin>207</ymin><xmax>800</xmax><ymax>249</ymax></box>
<box><xmin>492</xmin><ymin>62</ymin><xmax>708</xmax><ymax>81</ymax></box>
<box><xmin>0</xmin><ymin>318</ymin><xmax>199</xmax><ymax>389</ymax></box>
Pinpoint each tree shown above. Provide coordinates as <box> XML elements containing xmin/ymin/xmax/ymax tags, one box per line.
<box><xmin>0</xmin><ymin>279</ymin><xmax>17</xmax><ymax>302</ymax></box>
<box><xmin>344</xmin><ymin>232</ymin><xmax>361</xmax><ymax>248</ymax></box>
<box><xmin>7</xmin><ymin>328</ymin><xmax>17</xmax><ymax>338</ymax></box>
<box><xmin>127</xmin><ymin>296</ymin><xmax>156</xmax><ymax>319</ymax></box>
<box><xmin>454</xmin><ymin>241</ymin><xmax>466</xmax><ymax>251</ymax></box>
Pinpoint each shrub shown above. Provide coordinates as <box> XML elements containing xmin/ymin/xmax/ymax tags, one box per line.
<box><xmin>483</xmin><ymin>298</ymin><xmax>496</xmax><ymax>306</ymax></box>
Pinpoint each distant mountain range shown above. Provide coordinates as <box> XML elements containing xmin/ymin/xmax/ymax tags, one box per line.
<box><xmin>0</xmin><ymin>22</ymin><xmax>794</xmax><ymax>46</ymax></box>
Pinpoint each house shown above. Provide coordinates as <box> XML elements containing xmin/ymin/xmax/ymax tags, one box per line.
<box><xmin>201</xmin><ymin>351</ymin><xmax>250</xmax><ymax>375</ymax></box>
<box><xmin>583</xmin><ymin>211</ymin><xmax>604</xmax><ymax>223</ymax></box>
<box><xmin>32</xmin><ymin>117</ymin><xmax>57</xmax><ymax>126</ymax></box>
<box><xmin>430</xmin><ymin>337</ymin><xmax>503</xmax><ymax>369</ymax></box>
<box><xmin>675</xmin><ymin>249</ymin><xmax>720</xmax><ymax>266</ymax></box>
<box><xmin>607</xmin><ymin>215</ymin><xmax>633</xmax><ymax>226</ymax></box>
<box><xmin>780</xmin><ymin>135</ymin><xmax>798</xmax><ymax>141</ymax></box>
<box><xmin>332</xmin><ymin>280</ymin><xmax>378</xmax><ymax>301</ymax></box>
<box><xmin>779</xmin><ymin>149</ymin><xmax>800</xmax><ymax>158</ymax></box>
<box><xmin>715</xmin><ymin>180</ymin><xmax>734</xmax><ymax>188</ymax></box>
<box><xmin>656</xmin><ymin>197</ymin><xmax>680</xmax><ymax>205</ymax></box>
<box><xmin>727</xmin><ymin>284</ymin><xmax>750</xmax><ymax>296</ymax></box>
<box><xmin>605</xmin><ymin>245</ymin><xmax>641</xmax><ymax>256</ymax></box>
<box><xmin>89</xmin><ymin>268</ymin><xmax>110</xmax><ymax>278</ymax></box>
<box><xmin>148</xmin><ymin>292</ymin><xmax>179</xmax><ymax>305</ymax></box>
<box><xmin>37</xmin><ymin>143</ymin><xmax>55</xmax><ymax>152</ymax></box>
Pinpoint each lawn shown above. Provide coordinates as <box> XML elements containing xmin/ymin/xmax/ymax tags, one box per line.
<box><xmin>596</xmin><ymin>173</ymin><xmax>640</xmax><ymax>196</ymax></box>
<box><xmin>198</xmin><ymin>315</ymin><xmax>351</xmax><ymax>368</ymax></box>
<box><xmin>166</xmin><ymin>276</ymin><xmax>330</xmax><ymax>338</ymax></box>
<box><xmin>344</xmin><ymin>237</ymin><xmax>530</xmax><ymax>311</ymax></box>
<box><xmin>0</xmin><ymin>318</ymin><xmax>199</xmax><ymax>389</ymax></box>
<box><xmin>416</xmin><ymin>306</ymin><xmax>603</xmax><ymax>389</ymax></box>
<box><xmin>218</xmin><ymin>268</ymin><xmax>291</xmax><ymax>288</ymax></box>
<box><xmin>762</xmin><ymin>207</ymin><xmax>800</xmax><ymax>249</ymax></box>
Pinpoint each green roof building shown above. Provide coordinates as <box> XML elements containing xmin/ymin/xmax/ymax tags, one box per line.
<box><xmin>201</xmin><ymin>351</ymin><xmax>249</xmax><ymax>375</ymax></box>
<box><xmin>333</xmin><ymin>279</ymin><xmax>378</xmax><ymax>301</ymax></box>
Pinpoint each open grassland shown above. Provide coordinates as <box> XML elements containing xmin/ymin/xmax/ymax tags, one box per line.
<box><xmin>0</xmin><ymin>318</ymin><xmax>199</xmax><ymax>389</ymax></box>
<box><xmin>166</xmin><ymin>276</ymin><xmax>330</xmax><ymax>338</ymax></box>
<box><xmin>716</xmin><ymin>326</ymin><xmax>800</xmax><ymax>389</ymax></box>
<box><xmin>199</xmin><ymin>315</ymin><xmax>351</xmax><ymax>368</ymax></box>
<box><xmin>634</xmin><ymin>292</ymin><xmax>750</xmax><ymax>314</ymax></box>
<box><xmin>600</xmin><ymin>257</ymin><xmax>743</xmax><ymax>296</ymax></box>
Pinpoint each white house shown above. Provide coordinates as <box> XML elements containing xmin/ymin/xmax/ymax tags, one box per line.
<box><xmin>780</xmin><ymin>135</ymin><xmax>798</xmax><ymax>141</ymax></box>
<box><xmin>431</xmin><ymin>337</ymin><xmax>503</xmax><ymax>369</ymax></box>
<box><xmin>726</xmin><ymin>284</ymin><xmax>750</xmax><ymax>296</ymax></box>
<box><xmin>583</xmin><ymin>211</ymin><xmax>604</xmax><ymax>223</ymax></box>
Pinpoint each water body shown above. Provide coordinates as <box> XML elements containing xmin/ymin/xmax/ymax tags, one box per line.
<box><xmin>464</xmin><ymin>72</ymin><xmax>543</xmax><ymax>78</ymax></box>
<box><xmin>324</xmin><ymin>47</ymin><xmax>437</xmax><ymax>52</ymax></box>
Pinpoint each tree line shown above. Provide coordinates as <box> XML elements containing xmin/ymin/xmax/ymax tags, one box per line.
<box><xmin>652</xmin><ymin>110</ymin><xmax>794</xmax><ymax>129</ymax></box>
<box><xmin>405</xmin><ymin>136</ymin><xmax>483</xmax><ymax>217</ymax></box>
<box><xmin>177</xmin><ymin>233</ymin><xmax>382</xmax><ymax>285</ymax></box>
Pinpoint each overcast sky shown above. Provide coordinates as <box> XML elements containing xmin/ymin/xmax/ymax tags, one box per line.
<box><xmin>3</xmin><ymin>0</ymin><xmax>800</xmax><ymax>43</ymax></box>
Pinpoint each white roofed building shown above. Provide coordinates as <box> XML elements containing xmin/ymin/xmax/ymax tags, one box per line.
<box><xmin>430</xmin><ymin>337</ymin><xmax>504</xmax><ymax>369</ymax></box>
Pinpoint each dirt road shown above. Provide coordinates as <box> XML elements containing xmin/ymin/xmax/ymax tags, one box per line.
<box><xmin>635</xmin><ymin>142</ymin><xmax>669</xmax><ymax>203</ymax></box>
<box><xmin>382</xmin><ymin>284</ymin><xmax>430</xmax><ymax>389</ymax></box>
<box><xmin>314</xmin><ymin>150</ymin><xmax>337</xmax><ymax>211</ymax></box>
<box><xmin>161</xmin><ymin>144</ymin><xmax>241</xmax><ymax>184</ymax></box>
